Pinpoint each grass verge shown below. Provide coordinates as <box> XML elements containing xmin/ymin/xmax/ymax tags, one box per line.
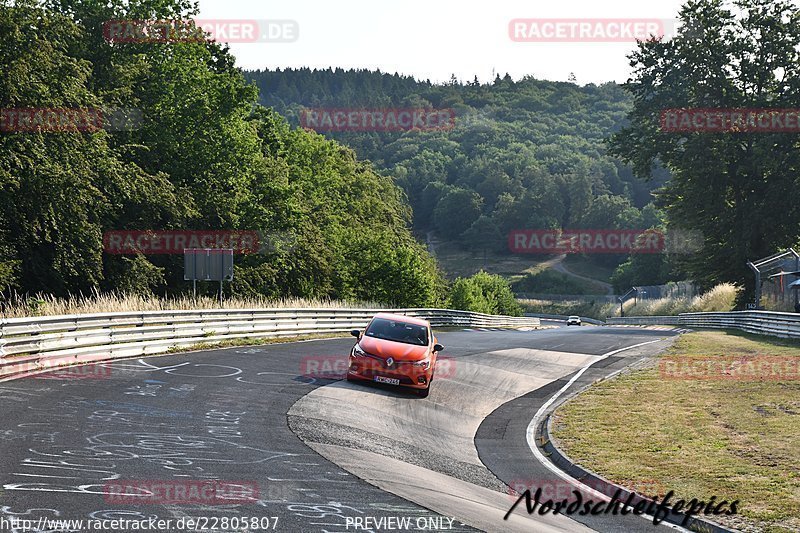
<box><xmin>551</xmin><ymin>330</ymin><xmax>800</xmax><ymax>532</ymax></box>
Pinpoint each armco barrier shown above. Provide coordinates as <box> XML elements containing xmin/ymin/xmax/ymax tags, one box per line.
<box><xmin>0</xmin><ymin>308</ymin><xmax>540</xmax><ymax>380</ymax></box>
<box><xmin>606</xmin><ymin>315</ymin><xmax>681</xmax><ymax>326</ymax></box>
<box><xmin>607</xmin><ymin>310</ymin><xmax>800</xmax><ymax>339</ymax></box>
<box><xmin>524</xmin><ymin>313</ymin><xmax>605</xmax><ymax>325</ymax></box>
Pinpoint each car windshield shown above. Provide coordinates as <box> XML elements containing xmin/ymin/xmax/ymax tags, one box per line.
<box><xmin>364</xmin><ymin>318</ymin><xmax>429</xmax><ymax>346</ymax></box>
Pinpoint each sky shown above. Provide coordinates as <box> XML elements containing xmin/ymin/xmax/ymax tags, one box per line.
<box><xmin>195</xmin><ymin>0</ymin><xmax>689</xmax><ymax>85</ymax></box>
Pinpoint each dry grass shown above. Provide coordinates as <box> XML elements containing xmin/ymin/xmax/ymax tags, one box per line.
<box><xmin>624</xmin><ymin>283</ymin><xmax>739</xmax><ymax>316</ymax></box>
<box><xmin>518</xmin><ymin>283</ymin><xmax>740</xmax><ymax>320</ymax></box>
<box><xmin>552</xmin><ymin>330</ymin><xmax>800</xmax><ymax>532</ymax></box>
<box><xmin>0</xmin><ymin>291</ymin><xmax>387</xmax><ymax>319</ymax></box>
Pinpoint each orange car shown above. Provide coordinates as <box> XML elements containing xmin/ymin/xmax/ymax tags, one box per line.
<box><xmin>346</xmin><ymin>313</ymin><xmax>444</xmax><ymax>397</ymax></box>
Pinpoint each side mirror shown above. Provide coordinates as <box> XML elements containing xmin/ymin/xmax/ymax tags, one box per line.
<box><xmin>350</xmin><ymin>329</ymin><xmax>361</xmax><ymax>338</ymax></box>
<box><xmin>433</xmin><ymin>343</ymin><xmax>444</xmax><ymax>352</ymax></box>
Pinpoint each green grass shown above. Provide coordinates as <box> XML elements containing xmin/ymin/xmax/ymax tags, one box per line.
<box><xmin>551</xmin><ymin>330</ymin><xmax>800</xmax><ymax>532</ymax></box>
<box><xmin>432</xmin><ymin>239</ymin><xmax>550</xmax><ymax>280</ymax></box>
<box><xmin>562</xmin><ymin>256</ymin><xmax>617</xmax><ymax>283</ymax></box>
<box><xmin>512</xmin><ymin>269</ymin><xmax>608</xmax><ymax>295</ymax></box>
<box><xmin>430</xmin><ymin>236</ymin><xmax>617</xmax><ymax>299</ymax></box>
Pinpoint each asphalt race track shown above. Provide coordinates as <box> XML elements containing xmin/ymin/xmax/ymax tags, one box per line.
<box><xmin>0</xmin><ymin>325</ymin><xmax>679</xmax><ymax>532</ymax></box>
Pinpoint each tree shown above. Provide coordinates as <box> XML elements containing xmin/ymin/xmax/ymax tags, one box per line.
<box><xmin>433</xmin><ymin>189</ymin><xmax>483</xmax><ymax>240</ymax></box>
<box><xmin>0</xmin><ymin>0</ymin><xmax>446</xmax><ymax>306</ymax></box>
<box><xmin>243</xmin><ymin>67</ymin><xmax>645</xmax><ymax>254</ymax></box>
<box><xmin>608</xmin><ymin>0</ymin><xmax>800</xmax><ymax>296</ymax></box>
<box><xmin>461</xmin><ymin>216</ymin><xmax>504</xmax><ymax>255</ymax></box>
<box><xmin>610</xmin><ymin>254</ymin><xmax>671</xmax><ymax>293</ymax></box>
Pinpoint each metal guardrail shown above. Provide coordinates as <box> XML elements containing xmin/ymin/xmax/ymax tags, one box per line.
<box><xmin>0</xmin><ymin>308</ymin><xmax>540</xmax><ymax>380</ymax></box>
<box><xmin>606</xmin><ymin>316</ymin><xmax>682</xmax><ymax>326</ymax></box>
<box><xmin>524</xmin><ymin>313</ymin><xmax>605</xmax><ymax>325</ymax></box>
<box><xmin>515</xmin><ymin>293</ymin><xmax>618</xmax><ymax>303</ymax></box>
<box><xmin>607</xmin><ymin>311</ymin><xmax>800</xmax><ymax>338</ymax></box>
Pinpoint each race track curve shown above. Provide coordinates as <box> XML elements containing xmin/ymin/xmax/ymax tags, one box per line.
<box><xmin>0</xmin><ymin>325</ymin><xmax>678</xmax><ymax>533</ymax></box>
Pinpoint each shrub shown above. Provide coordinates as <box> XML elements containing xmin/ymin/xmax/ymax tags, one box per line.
<box><xmin>449</xmin><ymin>271</ymin><xmax>522</xmax><ymax>316</ymax></box>
<box><xmin>689</xmin><ymin>283</ymin><xmax>739</xmax><ymax>312</ymax></box>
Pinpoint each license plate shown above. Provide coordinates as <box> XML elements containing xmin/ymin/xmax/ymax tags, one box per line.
<box><xmin>374</xmin><ymin>376</ymin><xmax>400</xmax><ymax>385</ymax></box>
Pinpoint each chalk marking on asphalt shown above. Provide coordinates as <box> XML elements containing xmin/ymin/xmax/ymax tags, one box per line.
<box><xmin>136</xmin><ymin>359</ymin><xmax>191</xmax><ymax>370</ymax></box>
<box><xmin>524</xmin><ymin>338</ymin><xmax>690</xmax><ymax>532</ymax></box>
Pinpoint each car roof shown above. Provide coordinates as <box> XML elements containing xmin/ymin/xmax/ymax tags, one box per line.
<box><xmin>371</xmin><ymin>312</ymin><xmax>430</xmax><ymax>327</ymax></box>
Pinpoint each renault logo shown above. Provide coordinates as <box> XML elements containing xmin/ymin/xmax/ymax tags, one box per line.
<box><xmin>386</xmin><ymin>357</ymin><xmax>394</xmax><ymax>367</ymax></box>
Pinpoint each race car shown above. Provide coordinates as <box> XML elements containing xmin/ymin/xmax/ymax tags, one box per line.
<box><xmin>566</xmin><ymin>315</ymin><xmax>582</xmax><ymax>326</ymax></box>
<box><xmin>346</xmin><ymin>313</ymin><xmax>444</xmax><ymax>398</ymax></box>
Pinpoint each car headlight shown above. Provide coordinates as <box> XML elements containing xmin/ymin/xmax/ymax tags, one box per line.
<box><xmin>352</xmin><ymin>344</ymin><xmax>367</xmax><ymax>357</ymax></box>
<box><xmin>411</xmin><ymin>359</ymin><xmax>430</xmax><ymax>370</ymax></box>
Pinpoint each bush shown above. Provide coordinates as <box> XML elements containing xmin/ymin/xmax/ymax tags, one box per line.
<box><xmin>106</xmin><ymin>255</ymin><xmax>166</xmax><ymax>297</ymax></box>
<box><xmin>449</xmin><ymin>271</ymin><xmax>522</xmax><ymax>316</ymax></box>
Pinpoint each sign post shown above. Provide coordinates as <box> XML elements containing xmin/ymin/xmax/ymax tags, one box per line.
<box><xmin>184</xmin><ymin>249</ymin><xmax>234</xmax><ymax>304</ymax></box>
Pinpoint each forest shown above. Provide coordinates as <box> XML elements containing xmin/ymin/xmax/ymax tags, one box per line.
<box><xmin>0</xmin><ymin>0</ymin><xmax>443</xmax><ymax>306</ymax></box>
<box><xmin>3</xmin><ymin>0</ymin><xmax>799</xmax><ymax>308</ymax></box>
<box><xmin>245</xmin><ymin>68</ymin><xmax>676</xmax><ymax>290</ymax></box>
<box><xmin>248</xmin><ymin>0</ymin><xmax>800</xmax><ymax>298</ymax></box>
